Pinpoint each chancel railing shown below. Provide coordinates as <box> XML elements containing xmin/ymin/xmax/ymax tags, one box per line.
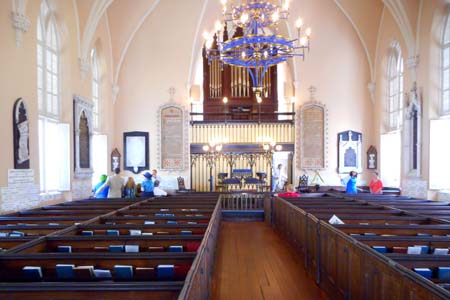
<box><xmin>190</xmin><ymin>122</ymin><xmax>294</xmax><ymax>192</ymax></box>
<box><xmin>220</xmin><ymin>193</ymin><xmax>265</xmax><ymax>210</ymax></box>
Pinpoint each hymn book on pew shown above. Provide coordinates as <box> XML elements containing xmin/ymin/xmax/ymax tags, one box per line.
<box><xmin>438</xmin><ymin>267</ymin><xmax>450</xmax><ymax>279</ymax></box>
<box><xmin>413</xmin><ymin>268</ymin><xmax>432</xmax><ymax>279</ymax></box>
<box><xmin>328</xmin><ymin>215</ymin><xmax>344</xmax><ymax>225</ymax></box>
<box><xmin>56</xmin><ymin>264</ymin><xmax>75</xmax><ymax>280</ymax></box>
<box><xmin>169</xmin><ymin>245</ymin><xmax>183</xmax><ymax>252</ymax></box>
<box><xmin>74</xmin><ymin>266</ymin><xmax>95</xmax><ymax>281</ymax></box>
<box><xmin>106</xmin><ymin>229</ymin><xmax>120</xmax><ymax>236</ymax></box>
<box><xmin>157</xmin><ymin>265</ymin><xmax>174</xmax><ymax>280</ymax></box>
<box><xmin>57</xmin><ymin>245</ymin><xmax>72</xmax><ymax>253</ymax></box>
<box><xmin>22</xmin><ymin>266</ymin><xmax>43</xmax><ymax>281</ymax></box>
<box><xmin>93</xmin><ymin>269</ymin><xmax>112</xmax><ymax>279</ymax></box>
<box><xmin>434</xmin><ymin>248</ymin><xmax>449</xmax><ymax>255</ymax></box>
<box><xmin>125</xmin><ymin>245</ymin><xmax>139</xmax><ymax>253</ymax></box>
<box><xmin>109</xmin><ymin>245</ymin><xmax>124</xmax><ymax>252</ymax></box>
<box><xmin>407</xmin><ymin>246</ymin><xmax>423</xmax><ymax>255</ymax></box>
<box><xmin>114</xmin><ymin>265</ymin><xmax>133</xmax><ymax>281</ymax></box>
<box><xmin>129</xmin><ymin>229</ymin><xmax>142</xmax><ymax>236</ymax></box>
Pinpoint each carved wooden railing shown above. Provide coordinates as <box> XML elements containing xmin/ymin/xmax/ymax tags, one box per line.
<box><xmin>219</xmin><ymin>193</ymin><xmax>265</xmax><ymax>210</ymax></box>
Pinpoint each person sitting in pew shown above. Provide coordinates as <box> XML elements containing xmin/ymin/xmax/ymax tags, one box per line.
<box><xmin>92</xmin><ymin>174</ymin><xmax>109</xmax><ymax>199</ymax></box>
<box><xmin>277</xmin><ymin>184</ymin><xmax>300</xmax><ymax>198</ymax></box>
<box><xmin>95</xmin><ymin>168</ymin><xmax>124</xmax><ymax>198</ymax></box>
<box><xmin>135</xmin><ymin>183</ymin><xmax>142</xmax><ymax>197</ymax></box>
<box><xmin>369</xmin><ymin>172</ymin><xmax>384</xmax><ymax>194</ymax></box>
<box><xmin>346</xmin><ymin>171</ymin><xmax>358</xmax><ymax>194</ymax></box>
<box><xmin>153</xmin><ymin>180</ymin><xmax>167</xmax><ymax>197</ymax></box>
<box><xmin>123</xmin><ymin>177</ymin><xmax>136</xmax><ymax>198</ymax></box>
<box><xmin>141</xmin><ymin>172</ymin><xmax>154</xmax><ymax>197</ymax></box>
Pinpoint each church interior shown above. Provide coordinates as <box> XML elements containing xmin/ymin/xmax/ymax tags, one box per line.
<box><xmin>1</xmin><ymin>0</ymin><xmax>450</xmax><ymax>299</ymax></box>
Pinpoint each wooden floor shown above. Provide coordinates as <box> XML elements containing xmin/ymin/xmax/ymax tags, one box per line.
<box><xmin>211</xmin><ymin>222</ymin><xmax>328</xmax><ymax>300</ymax></box>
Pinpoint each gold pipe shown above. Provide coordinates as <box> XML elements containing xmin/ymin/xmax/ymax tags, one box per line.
<box><xmin>216</xmin><ymin>61</ymin><xmax>219</xmax><ymax>97</ymax></box>
<box><xmin>238</xmin><ymin>67</ymin><xmax>241</xmax><ymax>97</ymax></box>
<box><xmin>217</xmin><ymin>61</ymin><xmax>219</xmax><ymax>97</ymax></box>
<box><xmin>232</xmin><ymin>67</ymin><xmax>235</xmax><ymax>97</ymax></box>
<box><xmin>246</xmin><ymin>70</ymin><xmax>249</xmax><ymax>97</ymax></box>
<box><xmin>214</xmin><ymin>62</ymin><xmax>217</xmax><ymax>98</ymax></box>
<box><xmin>212</xmin><ymin>63</ymin><xmax>216</xmax><ymax>98</ymax></box>
<box><xmin>209</xmin><ymin>65</ymin><xmax>212</xmax><ymax>97</ymax></box>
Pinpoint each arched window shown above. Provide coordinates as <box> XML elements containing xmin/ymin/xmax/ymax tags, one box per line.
<box><xmin>441</xmin><ymin>14</ymin><xmax>450</xmax><ymax>116</ymax></box>
<box><xmin>380</xmin><ymin>42</ymin><xmax>404</xmax><ymax>188</ymax></box>
<box><xmin>387</xmin><ymin>43</ymin><xmax>404</xmax><ymax>131</ymax></box>
<box><xmin>91</xmin><ymin>48</ymin><xmax>100</xmax><ymax>130</ymax></box>
<box><xmin>37</xmin><ymin>0</ymin><xmax>70</xmax><ymax>194</ymax></box>
<box><xmin>430</xmin><ymin>15</ymin><xmax>450</xmax><ymax>191</ymax></box>
<box><xmin>37</xmin><ymin>0</ymin><xmax>59</xmax><ymax>118</ymax></box>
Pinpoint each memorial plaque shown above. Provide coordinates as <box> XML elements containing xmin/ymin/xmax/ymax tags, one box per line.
<box><xmin>124</xmin><ymin>131</ymin><xmax>149</xmax><ymax>174</ymax></box>
<box><xmin>161</xmin><ymin>106</ymin><xmax>183</xmax><ymax>169</ymax></box>
<box><xmin>13</xmin><ymin>98</ymin><xmax>30</xmax><ymax>169</ymax></box>
<box><xmin>338</xmin><ymin>130</ymin><xmax>362</xmax><ymax>174</ymax></box>
<box><xmin>79</xmin><ymin>111</ymin><xmax>90</xmax><ymax>168</ymax></box>
<box><xmin>300</xmin><ymin>105</ymin><xmax>324</xmax><ymax>169</ymax></box>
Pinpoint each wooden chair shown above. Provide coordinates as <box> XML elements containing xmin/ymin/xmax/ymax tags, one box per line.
<box><xmin>296</xmin><ymin>174</ymin><xmax>309</xmax><ymax>192</ymax></box>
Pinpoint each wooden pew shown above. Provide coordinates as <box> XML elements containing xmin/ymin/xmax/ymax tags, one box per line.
<box><xmin>0</xmin><ymin>193</ymin><xmax>221</xmax><ymax>300</ymax></box>
<box><xmin>272</xmin><ymin>193</ymin><xmax>450</xmax><ymax>299</ymax></box>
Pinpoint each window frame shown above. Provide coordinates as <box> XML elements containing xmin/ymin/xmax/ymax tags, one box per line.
<box><xmin>91</xmin><ymin>48</ymin><xmax>101</xmax><ymax>131</ymax></box>
<box><xmin>386</xmin><ymin>42</ymin><xmax>404</xmax><ymax>132</ymax></box>
<box><xmin>37</xmin><ymin>0</ymin><xmax>61</xmax><ymax>120</ymax></box>
<box><xmin>441</xmin><ymin>14</ymin><xmax>450</xmax><ymax>116</ymax></box>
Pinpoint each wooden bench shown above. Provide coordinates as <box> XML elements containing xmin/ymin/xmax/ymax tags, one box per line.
<box><xmin>272</xmin><ymin>193</ymin><xmax>450</xmax><ymax>299</ymax></box>
<box><xmin>0</xmin><ymin>193</ymin><xmax>221</xmax><ymax>300</ymax></box>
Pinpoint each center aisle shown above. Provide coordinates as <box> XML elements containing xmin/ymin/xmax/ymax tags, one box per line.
<box><xmin>211</xmin><ymin>222</ymin><xmax>328</xmax><ymax>300</ymax></box>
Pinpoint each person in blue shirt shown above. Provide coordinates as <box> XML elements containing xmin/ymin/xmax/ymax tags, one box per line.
<box><xmin>346</xmin><ymin>171</ymin><xmax>358</xmax><ymax>194</ymax></box>
<box><xmin>93</xmin><ymin>174</ymin><xmax>109</xmax><ymax>198</ymax></box>
<box><xmin>141</xmin><ymin>172</ymin><xmax>154</xmax><ymax>198</ymax></box>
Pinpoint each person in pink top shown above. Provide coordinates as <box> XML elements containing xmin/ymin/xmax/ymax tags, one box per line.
<box><xmin>277</xmin><ymin>184</ymin><xmax>300</xmax><ymax>198</ymax></box>
<box><xmin>369</xmin><ymin>172</ymin><xmax>383</xmax><ymax>194</ymax></box>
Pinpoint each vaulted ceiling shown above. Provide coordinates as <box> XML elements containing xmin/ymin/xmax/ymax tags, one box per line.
<box><xmin>74</xmin><ymin>0</ymin><xmax>421</xmax><ymax>86</ymax></box>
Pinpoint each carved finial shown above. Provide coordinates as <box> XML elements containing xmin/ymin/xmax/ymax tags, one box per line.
<box><xmin>168</xmin><ymin>86</ymin><xmax>176</xmax><ymax>102</ymax></box>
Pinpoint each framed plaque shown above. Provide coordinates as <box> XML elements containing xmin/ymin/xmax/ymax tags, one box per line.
<box><xmin>338</xmin><ymin>130</ymin><xmax>362</xmax><ymax>174</ymax></box>
<box><xmin>367</xmin><ymin>145</ymin><xmax>377</xmax><ymax>169</ymax></box>
<box><xmin>111</xmin><ymin>148</ymin><xmax>121</xmax><ymax>172</ymax></box>
<box><xmin>161</xmin><ymin>106</ymin><xmax>183</xmax><ymax>169</ymax></box>
<box><xmin>123</xmin><ymin>131</ymin><xmax>149</xmax><ymax>174</ymax></box>
<box><xmin>13</xmin><ymin>98</ymin><xmax>30</xmax><ymax>169</ymax></box>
